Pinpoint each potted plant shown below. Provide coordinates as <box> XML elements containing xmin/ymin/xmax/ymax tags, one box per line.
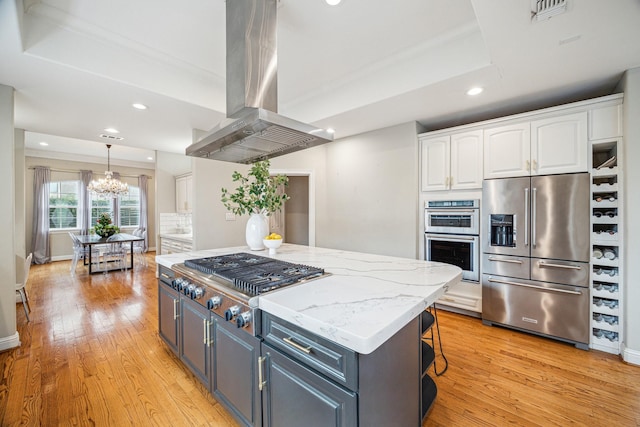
<box><xmin>93</xmin><ymin>212</ymin><xmax>120</xmax><ymax>238</ymax></box>
<box><xmin>221</xmin><ymin>160</ymin><xmax>288</xmax><ymax>250</ymax></box>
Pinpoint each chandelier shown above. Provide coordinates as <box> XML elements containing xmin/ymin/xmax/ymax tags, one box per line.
<box><xmin>88</xmin><ymin>144</ymin><xmax>129</xmax><ymax>198</ymax></box>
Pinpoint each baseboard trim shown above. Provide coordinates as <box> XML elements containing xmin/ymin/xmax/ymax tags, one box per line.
<box><xmin>0</xmin><ymin>332</ymin><xmax>21</xmax><ymax>352</ymax></box>
<box><xmin>622</xmin><ymin>343</ymin><xmax>640</xmax><ymax>366</ymax></box>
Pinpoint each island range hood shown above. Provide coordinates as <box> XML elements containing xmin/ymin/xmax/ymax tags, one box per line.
<box><xmin>186</xmin><ymin>0</ymin><xmax>333</xmax><ymax>164</ymax></box>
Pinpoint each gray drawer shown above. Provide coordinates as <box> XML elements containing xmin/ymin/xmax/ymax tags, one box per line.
<box><xmin>261</xmin><ymin>313</ymin><xmax>358</xmax><ymax>391</ymax></box>
<box><xmin>483</xmin><ymin>254</ymin><xmax>530</xmax><ymax>280</ymax></box>
<box><xmin>158</xmin><ymin>265</ymin><xmax>175</xmax><ymax>286</ymax></box>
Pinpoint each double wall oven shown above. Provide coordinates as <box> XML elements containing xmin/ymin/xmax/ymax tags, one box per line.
<box><xmin>425</xmin><ymin>199</ymin><xmax>482</xmax><ymax>314</ymax></box>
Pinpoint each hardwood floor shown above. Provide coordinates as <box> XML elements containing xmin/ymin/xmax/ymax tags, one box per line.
<box><xmin>2</xmin><ymin>255</ymin><xmax>639</xmax><ymax>426</ymax></box>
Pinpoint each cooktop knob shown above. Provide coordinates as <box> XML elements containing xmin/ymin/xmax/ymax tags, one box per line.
<box><xmin>192</xmin><ymin>286</ymin><xmax>204</xmax><ymax>299</ymax></box>
<box><xmin>207</xmin><ymin>296</ymin><xmax>222</xmax><ymax>310</ymax></box>
<box><xmin>236</xmin><ymin>311</ymin><xmax>252</xmax><ymax>328</ymax></box>
<box><xmin>225</xmin><ymin>305</ymin><xmax>240</xmax><ymax>321</ymax></box>
<box><xmin>185</xmin><ymin>283</ymin><xmax>196</xmax><ymax>296</ymax></box>
<box><xmin>172</xmin><ymin>277</ymin><xmax>185</xmax><ymax>290</ymax></box>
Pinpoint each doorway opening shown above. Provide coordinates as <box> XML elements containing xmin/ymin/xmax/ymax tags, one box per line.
<box><xmin>269</xmin><ymin>170</ymin><xmax>315</xmax><ymax>246</ymax></box>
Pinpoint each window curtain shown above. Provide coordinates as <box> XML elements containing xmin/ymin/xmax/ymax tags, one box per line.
<box><xmin>79</xmin><ymin>170</ymin><xmax>92</xmax><ymax>234</ymax></box>
<box><xmin>111</xmin><ymin>172</ymin><xmax>121</xmax><ymax>226</ymax></box>
<box><xmin>138</xmin><ymin>175</ymin><xmax>149</xmax><ymax>252</ymax></box>
<box><xmin>32</xmin><ymin>166</ymin><xmax>51</xmax><ymax>264</ymax></box>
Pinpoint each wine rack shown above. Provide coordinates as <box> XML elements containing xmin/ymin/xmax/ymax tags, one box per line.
<box><xmin>590</xmin><ymin>138</ymin><xmax>623</xmax><ymax>353</ymax></box>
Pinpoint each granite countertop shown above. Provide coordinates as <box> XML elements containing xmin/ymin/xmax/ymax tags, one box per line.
<box><xmin>156</xmin><ymin>244</ymin><xmax>461</xmax><ymax>354</ymax></box>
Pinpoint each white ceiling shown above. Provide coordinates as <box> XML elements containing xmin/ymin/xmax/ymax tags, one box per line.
<box><xmin>1</xmin><ymin>0</ymin><xmax>640</xmax><ymax>163</ymax></box>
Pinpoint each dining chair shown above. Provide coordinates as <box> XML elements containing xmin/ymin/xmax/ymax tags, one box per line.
<box><xmin>16</xmin><ymin>253</ymin><xmax>33</xmax><ymax>322</ymax></box>
<box><xmin>69</xmin><ymin>232</ymin><xmax>100</xmax><ymax>274</ymax></box>
<box><xmin>132</xmin><ymin>230</ymin><xmax>147</xmax><ymax>267</ymax></box>
<box><xmin>101</xmin><ymin>235</ymin><xmax>128</xmax><ymax>272</ymax></box>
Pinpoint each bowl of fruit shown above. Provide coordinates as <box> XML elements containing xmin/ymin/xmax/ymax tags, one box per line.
<box><xmin>263</xmin><ymin>233</ymin><xmax>283</xmax><ymax>255</ymax></box>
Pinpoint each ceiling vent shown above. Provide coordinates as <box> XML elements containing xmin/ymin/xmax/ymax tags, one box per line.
<box><xmin>99</xmin><ymin>134</ymin><xmax>124</xmax><ymax>141</ymax></box>
<box><xmin>532</xmin><ymin>0</ymin><xmax>567</xmax><ymax>21</ymax></box>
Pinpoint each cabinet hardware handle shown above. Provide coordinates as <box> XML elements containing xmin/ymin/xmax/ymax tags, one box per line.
<box><xmin>524</xmin><ymin>187</ymin><xmax>529</xmax><ymax>247</ymax></box>
<box><xmin>173</xmin><ymin>299</ymin><xmax>178</xmax><ymax>320</ymax></box>
<box><xmin>532</xmin><ymin>187</ymin><xmax>537</xmax><ymax>248</ymax></box>
<box><xmin>488</xmin><ymin>277</ymin><xmax>582</xmax><ymax>295</ymax></box>
<box><xmin>488</xmin><ymin>257</ymin><xmax>523</xmax><ymax>264</ymax></box>
<box><xmin>203</xmin><ymin>319</ymin><xmax>207</xmax><ymax>344</ymax></box>
<box><xmin>258</xmin><ymin>356</ymin><xmax>266</xmax><ymax>391</ymax></box>
<box><xmin>161</xmin><ymin>273</ymin><xmax>170</xmax><ymax>279</ymax></box>
<box><xmin>283</xmin><ymin>337</ymin><xmax>312</xmax><ymax>354</ymax></box>
<box><xmin>538</xmin><ymin>261</ymin><xmax>582</xmax><ymax>270</ymax></box>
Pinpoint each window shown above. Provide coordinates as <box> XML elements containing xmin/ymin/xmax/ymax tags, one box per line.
<box><xmin>49</xmin><ymin>181</ymin><xmax>79</xmax><ymax>229</ymax></box>
<box><xmin>119</xmin><ymin>186</ymin><xmax>140</xmax><ymax>227</ymax></box>
<box><xmin>90</xmin><ymin>185</ymin><xmax>140</xmax><ymax>227</ymax></box>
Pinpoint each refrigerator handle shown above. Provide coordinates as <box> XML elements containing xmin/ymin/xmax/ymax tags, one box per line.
<box><xmin>532</xmin><ymin>187</ymin><xmax>537</xmax><ymax>248</ymax></box>
<box><xmin>524</xmin><ymin>187</ymin><xmax>529</xmax><ymax>247</ymax></box>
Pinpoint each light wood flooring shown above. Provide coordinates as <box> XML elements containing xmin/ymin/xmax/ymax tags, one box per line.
<box><xmin>1</xmin><ymin>254</ymin><xmax>639</xmax><ymax>426</ymax></box>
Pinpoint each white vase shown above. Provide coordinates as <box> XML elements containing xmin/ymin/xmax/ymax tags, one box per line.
<box><xmin>246</xmin><ymin>213</ymin><xmax>269</xmax><ymax>250</ymax></box>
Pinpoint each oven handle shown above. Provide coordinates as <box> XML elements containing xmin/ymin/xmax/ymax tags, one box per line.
<box><xmin>426</xmin><ymin>234</ymin><xmax>477</xmax><ymax>242</ymax></box>
<box><xmin>487</xmin><ymin>256</ymin><xmax>523</xmax><ymax>265</ymax></box>
<box><xmin>487</xmin><ymin>277</ymin><xmax>582</xmax><ymax>295</ymax></box>
<box><xmin>426</xmin><ymin>208</ymin><xmax>478</xmax><ymax>213</ymax></box>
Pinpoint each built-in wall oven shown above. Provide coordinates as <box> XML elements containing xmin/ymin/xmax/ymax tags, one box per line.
<box><xmin>425</xmin><ymin>200</ymin><xmax>480</xmax><ymax>282</ymax></box>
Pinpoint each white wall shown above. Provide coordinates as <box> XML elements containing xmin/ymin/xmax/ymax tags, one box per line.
<box><xmin>0</xmin><ymin>84</ymin><xmax>18</xmax><ymax>350</ymax></box>
<box><xmin>191</xmin><ymin>122</ymin><xmax>422</xmax><ymax>259</ymax></box>
<box><xmin>619</xmin><ymin>68</ymin><xmax>640</xmax><ymax>363</ymax></box>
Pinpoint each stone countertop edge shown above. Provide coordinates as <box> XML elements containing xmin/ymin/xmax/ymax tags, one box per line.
<box><xmin>155</xmin><ymin>244</ymin><xmax>462</xmax><ymax>354</ymax></box>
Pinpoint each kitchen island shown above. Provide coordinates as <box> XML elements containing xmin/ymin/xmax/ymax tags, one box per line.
<box><xmin>156</xmin><ymin>244</ymin><xmax>461</xmax><ymax>426</ymax></box>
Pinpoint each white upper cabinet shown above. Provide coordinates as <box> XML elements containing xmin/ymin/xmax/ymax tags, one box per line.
<box><xmin>484</xmin><ymin>112</ymin><xmax>588</xmax><ymax>179</ymax></box>
<box><xmin>483</xmin><ymin>123</ymin><xmax>531</xmax><ymax>179</ymax></box>
<box><xmin>421</xmin><ymin>136</ymin><xmax>450</xmax><ymax>191</ymax></box>
<box><xmin>176</xmin><ymin>174</ymin><xmax>193</xmax><ymax>213</ymax></box>
<box><xmin>589</xmin><ymin>103</ymin><xmax>623</xmax><ymax>140</ymax></box>
<box><xmin>450</xmin><ymin>130</ymin><xmax>484</xmax><ymax>189</ymax></box>
<box><xmin>531</xmin><ymin>111</ymin><xmax>588</xmax><ymax>175</ymax></box>
<box><xmin>420</xmin><ymin>130</ymin><xmax>483</xmax><ymax>191</ymax></box>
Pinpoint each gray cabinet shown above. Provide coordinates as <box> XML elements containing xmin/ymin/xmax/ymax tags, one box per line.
<box><xmin>158</xmin><ymin>267</ymin><xmax>179</xmax><ymax>354</ymax></box>
<box><xmin>212</xmin><ymin>318</ymin><xmax>262</xmax><ymax>427</ymax></box>
<box><xmin>180</xmin><ymin>298</ymin><xmax>212</xmax><ymax>386</ymax></box>
<box><xmin>261</xmin><ymin>343</ymin><xmax>357</xmax><ymax>427</ymax></box>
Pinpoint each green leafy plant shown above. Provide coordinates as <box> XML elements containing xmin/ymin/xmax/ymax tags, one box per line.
<box><xmin>221</xmin><ymin>160</ymin><xmax>289</xmax><ymax>216</ymax></box>
<box><xmin>93</xmin><ymin>212</ymin><xmax>120</xmax><ymax>237</ymax></box>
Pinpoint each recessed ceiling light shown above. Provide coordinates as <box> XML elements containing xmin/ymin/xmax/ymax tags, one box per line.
<box><xmin>467</xmin><ymin>87</ymin><xmax>483</xmax><ymax>96</ymax></box>
<box><xmin>147</xmin><ymin>157</ymin><xmax>154</xmax><ymax>161</ymax></box>
<box><xmin>326</xmin><ymin>0</ymin><xmax>342</xmax><ymax>5</ymax></box>
<box><xmin>104</xmin><ymin>127</ymin><xmax>120</xmax><ymax>134</ymax></box>
<box><xmin>132</xmin><ymin>103</ymin><xmax>148</xmax><ymax>110</ymax></box>
<box><xmin>327</xmin><ymin>128</ymin><xmax>336</xmax><ymax>134</ymax></box>
<box><xmin>39</xmin><ymin>141</ymin><xmax>49</xmax><ymax>146</ymax></box>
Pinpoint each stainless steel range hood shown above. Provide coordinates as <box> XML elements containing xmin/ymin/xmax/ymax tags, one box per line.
<box><xmin>186</xmin><ymin>0</ymin><xmax>333</xmax><ymax>164</ymax></box>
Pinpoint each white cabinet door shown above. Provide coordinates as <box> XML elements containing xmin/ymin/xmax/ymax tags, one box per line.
<box><xmin>420</xmin><ymin>136</ymin><xmax>450</xmax><ymax>191</ymax></box>
<box><xmin>531</xmin><ymin>112</ymin><xmax>587</xmax><ymax>175</ymax></box>
<box><xmin>450</xmin><ymin>130</ymin><xmax>483</xmax><ymax>190</ymax></box>
<box><xmin>483</xmin><ymin>123</ymin><xmax>531</xmax><ymax>179</ymax></box>
<box><xmin>176</xmin><ymin>174</ymin><xmax>193</xmax><ymax>213</ymax></box>
<box><xmin>589</xmin><ymin>104</ymin><xmax>622</xmax><ymax>140</ymax></box>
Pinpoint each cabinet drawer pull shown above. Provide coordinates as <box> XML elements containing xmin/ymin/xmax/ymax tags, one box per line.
<box><xmin>173</xmin><ymin>299</ymin><xmax>178</xmax><ymax>320</ymax></box>
<box><xmin>488</xmin><ymin>277</ymin><xmax>582</xmax><ymax>295</ymax></box>
<box><xmin>283</xmin><ymin>337</ymin><xmax>312</xmax><ymax>354</ymax></box>
<box><xmin>161</xmin><ymin>272</ymin><xmax>170</xmax><ymax>279</ymax></box>
<box><xmin>538</xmin><ymin>261</ymin><xmax>582</xmax><ymax>270</ymax></box>
<box><xmin>258</xmin><ymin>356</ymin><xmax>266</xmax><ymax>391</ymax></box>
<box><xmin>488</xmin><ymin>257</ymin><xmax>523</xmax><ymax>264</ymax></box>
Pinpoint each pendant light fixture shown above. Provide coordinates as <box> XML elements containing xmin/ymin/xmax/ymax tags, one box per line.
<box><xmin>88</xmin><ymin>144</ymin><xmax>129</xmax><ymax>198</ymax></box>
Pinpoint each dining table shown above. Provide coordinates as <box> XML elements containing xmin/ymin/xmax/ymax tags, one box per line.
<box><xmin>75</xmin><ymin>233</ymin><xmax>144</xmax><ymax>274</ymax></box>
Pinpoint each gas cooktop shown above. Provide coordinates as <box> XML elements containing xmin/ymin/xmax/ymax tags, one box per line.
<box><xmin>183</xmin><ymin>253</ymin><xmax>326</xmax><ymax>296</ymax></box>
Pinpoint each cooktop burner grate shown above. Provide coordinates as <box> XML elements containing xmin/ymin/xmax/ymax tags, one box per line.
<box><xmin>184</xmin><ymin>253</ymin><xmax>325</xmax><ymax>296</ymax></box>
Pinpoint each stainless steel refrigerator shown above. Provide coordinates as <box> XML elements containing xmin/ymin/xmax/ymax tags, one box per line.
<box><xmin>481</xmin><ymin>173</ymin><xmax>590</xmax><ymax>349</ymax></box>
